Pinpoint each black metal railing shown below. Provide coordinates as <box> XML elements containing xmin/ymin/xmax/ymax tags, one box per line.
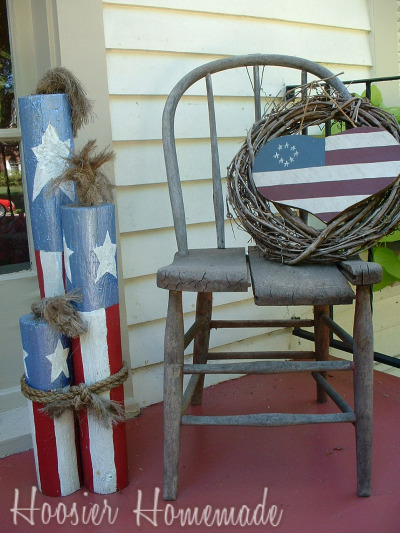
<box><xmin>286</xmin><ymin>73</ymin><xmax>400</xmax><ymax>368</ymax></box>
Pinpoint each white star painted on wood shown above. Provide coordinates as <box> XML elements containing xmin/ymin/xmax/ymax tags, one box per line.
<box><xmin>93</xmin><ymin>231</ymin><xmax>117</xmax><ymax>283</ymax></box>
<box><xmin>31</xmin><ymin>124</ymin><xmax>74</xmax><ymax>202</ymax></box>
<box><xmin>63</xmin><ymin>236</ymin><xmax>74</xmax><ymax>283</ymax></box>
<box><xmin>46</xmin><ymin>339</ymin><xmax>70</xmax><ymax>382</ymax></box>
<box><xmin>23</xmin><ymin>349</ymin><xmax>29</xmax><ymax>379</ymax></box>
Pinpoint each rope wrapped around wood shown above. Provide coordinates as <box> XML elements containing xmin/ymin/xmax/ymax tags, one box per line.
<box><xmin>227</xmin><ymin>81</ymin><xmax>400</xmax><ymax>264</ymax></box>
<box><xmin>20</xmin><ymin>362</ymin><xmax>129</xmax><ymax>427</ymax></box>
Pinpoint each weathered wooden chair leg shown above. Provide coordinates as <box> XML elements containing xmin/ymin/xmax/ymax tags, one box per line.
<box><xmin>314</xmin><ymin>305</ymin><xmax>330</xmax><ymax>403</ymax></box>
<box><xmin>163</xmin><ymin>290</ymin><xmax>184</xmax><ymax>501</ymax></box>
<box><xmin>353</xmin><ymin>285</ymin><xmax>374</xmax><ymax>497</ymax></box>
<box><xmin>191</xmin><ymin>292</ymin><xmax>213</xmax><ymax>405</ymax></box>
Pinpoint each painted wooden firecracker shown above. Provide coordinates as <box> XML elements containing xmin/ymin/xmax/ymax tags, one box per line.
<box><xmin>18</xmin><ymin>93</ymin><xmax>81</xmax><ymax>496</ymax></box>
<box><xmin>19</xmin><ymin>314</ymin><xmax>80</xmax><ymax>497</ymax></box>
<box><xmin>61</xmin><ymin>203</ymin><xmax>129</xmax><ymax>494</ymax></box>
<box><xmin>253</xmin><ymin>126</ymin><xmax>400</xmax><ymax>223</ymax></box>
<box><xmin>18</xmin><ymin>94</ymin><xmax>76</xmax><ymax>297</ymax></box>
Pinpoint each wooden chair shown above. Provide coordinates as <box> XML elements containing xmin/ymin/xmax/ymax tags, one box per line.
<box><xmin>157</xmin><ymin>54</ymin><xmax>382</xmax><ymax>500</ymax></box>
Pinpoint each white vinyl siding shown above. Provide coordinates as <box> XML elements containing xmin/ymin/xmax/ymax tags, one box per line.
<box><xmin>103</xmin><ymin>0</ymin><xmax>375</xmax><ymax>407</ymax></box>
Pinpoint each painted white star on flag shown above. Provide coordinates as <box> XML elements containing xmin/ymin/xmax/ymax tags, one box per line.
<box><xmin>46</xmin><ymin>339</ymin><xmax>70</xmax><ymax>382</ymax></box>
<box><xmin>31</xmin><ymin>123</ymin><xmax>74</xmax><ymax>202</ymax></box>
<box><xmin>63</xmin><ymin>236</ymin><xmax>74</xmax><ymax>283</ymax></box>
<box><xmin>23</xmin><ymin>349</ymin><xmax>29</xmax><ymax>379</ymax></box>
<box><xmin>93</xmin><ymin>231</ymin><xmax>117</xmax><ymax>283</ymax></box>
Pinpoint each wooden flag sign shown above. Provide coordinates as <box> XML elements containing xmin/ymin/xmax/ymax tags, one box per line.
<box><xmin>252</xmin><ymin>126</ymin><xmax>400</xmax><ymax>223</ymax></box>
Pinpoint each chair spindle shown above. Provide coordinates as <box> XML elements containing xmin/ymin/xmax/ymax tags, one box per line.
<box><xmin>206</xmin><ymin>73</ymin><xmax>225</xmax><ymax>249</ymax></box>
<box><xmin>253</xmin><ymin>65</ymin><xmax>262</xmax><ymax>121</ymax></box>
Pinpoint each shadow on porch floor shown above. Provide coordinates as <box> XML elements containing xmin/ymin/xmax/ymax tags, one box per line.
<box><xmin>1</xmin><ymin>369</ymin><xmax>399</xmax><ymax>533</ymax></box>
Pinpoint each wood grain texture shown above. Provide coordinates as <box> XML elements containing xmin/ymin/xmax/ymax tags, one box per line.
<box><xmin>248</xmin><ymin>247</ymin><xmax>355</xmax><ymax>306</ymax></box>
<box><xmin>163</xmin><ymin>291</ymin><xmax>184</xmax><ymax>500</ymax></box>
<box><xmin>191</xmin><ymin>292</ymin><xmax>213</xmax><ymax>405</ymax></box>
<box><xmin>314</xmin><ymin>305</ymin><xmax>330</xmax><ymax>403</ymax></box>
<box><xmin>353</xmin><ymin>285</ymin><xmax>374</xmax><ymax>497</ymax></box>
<box><xmin>157</xmin><ymin>248</ymin><xmax>250</xmax><ymax>292</ymax></box>
<box><xmin>338</xmin><ymin>259</ymin><xmax>383</xmax><ymax>286</ymax></box>
<box><xmin>183</xmin><ymin>360</ymin><xmax>353</xmax><ymax>374</ymax></box>
<box><xmin>181</xmin><ymin>412</ymin><xmax>356</xmax><ymax>426</ymax></box>
<box><xmin>207</xmin><ymin>350</ymin><xmax>315</xmax><ymax>360</ymax></box>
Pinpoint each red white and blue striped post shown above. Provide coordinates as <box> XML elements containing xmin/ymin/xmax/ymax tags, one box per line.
<box><xmin>18</xmin><ymin>94</ymin><xmax>81</xmax><ymax>496</ymax></box>
<box><xmin>61</xmin><ymin>203</ymin><xmax>129</xmax><ymax>494</ymax></box>
<box><xmin>18</xmin><ymin>94</ymin><xmax>76</xmax><ymax>297</ymax></box>
<box><xmin>19</xmin><ymin>314</ymin><xmax>81</xmax><ymax>497</ymax></box>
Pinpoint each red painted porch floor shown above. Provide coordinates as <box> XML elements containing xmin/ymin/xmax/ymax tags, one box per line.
<box><xmin>1</xmin><ymin>369</ymin><xmax>399</xmax><ymax>533</ymax></box>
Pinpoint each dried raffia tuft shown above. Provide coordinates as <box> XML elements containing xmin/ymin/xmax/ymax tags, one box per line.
<box><xmin>31</xmin><ymin>290</ymin><xmax>87</xmax><ymax>338</ymax></box>
<box><xmin>34</xmin><ymin>67</ymin><xmax>93</xmax><ymax>137</ymax></box>
<box><xmin>227</xmin><ymin>80</ymin><xmax>400</xmax><ymax>264</ymax></box>
<box><xmin>52</xmin><ymin>140</ymin><xmax>115</xmax><ymax>206</ymax></box>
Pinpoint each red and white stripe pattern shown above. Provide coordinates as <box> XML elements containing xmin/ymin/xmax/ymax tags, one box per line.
<box><xmin>34</xmin><ymin>250</ymin><xmax>65</xmax><ymax>299</ymax></box>
<box><xmin>28</xmin><ymin>405</ymin><xmax>80</xmax><ymax>496</ymax></box>
<box><xmin>62</xmin><ymin>203</ymin><xmax>128</xmax><ymax>494</ymax></box>
<box><xmin>72</xmin><ymin>305</ymin><xmax>128</xmax><ymax>493</ymax></box>
<box><xmin>253</xmin><ymin>127</ymin><xmax>400</xmax><ymax>223</ymax></box>
<box><xmin>20</xmin><ymin>315</ymin><xmax>81</xmax><ymax>497</ymax></box>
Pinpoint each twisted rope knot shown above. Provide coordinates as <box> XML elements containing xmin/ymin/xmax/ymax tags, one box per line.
<box><xmin>73</xmin><ymin>383</ymin><xmax>93</xmax><ymax>410</ymax></box>
<box><xmin>20</xmin><ymin>362</ymin><xmax>130</xmax><ymax>427</ymax></box>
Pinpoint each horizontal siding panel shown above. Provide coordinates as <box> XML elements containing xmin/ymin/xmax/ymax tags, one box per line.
<box><xmin>120</xmin><ymin>221</ymin><xmax>252</xmax><ymax>279</ymax></box>
<box><xmin>124</xmin><ymin>273</ymin><xmax>252</xmax><ymax>325</ymax></box>
<box><xmin>106</xmin><ymin>50</ymin><xmax>322</xmax><ymax>97</ymax></box>
<box><xmin>110</xmin><ymin>95</ymin><xmax>257</xmax><ymax>142</ymax></box>
<box><xmin>103</xmin><ymin>6</ymin><xmax>372</xmax><ymax>66</ymax></box>
<box><xmin>103</xmin><ymin>1</ymin><xmax>370</xmax><ymax>32</ymax></box>
<box><xmin>129</xmin><ymin>299</ymin><xmax>307</xmax><ymax>368</ymax></box>
<box><xmin>110</xmin><ymin>95</ymin><xmax>266</xmax><ymax>141</ymax></box>
<box><xmin>107</xmin><ymin>50</ymin><xmax>371</xmax><ymax>97</ymax></box>
<box><xmin>113</xmin><ymin>138</ymin><xmax>243</xmax><ymax>186</ymax></box>
<box><xmin>116</xmin><ymin>178</ymin><xmax>230</xmax><ymax>233</ymax></box>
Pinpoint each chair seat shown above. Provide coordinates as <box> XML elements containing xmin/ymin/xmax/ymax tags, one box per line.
<box><xmin>157</xmin><ymin>248</ymin><xmax>250</xmax><ymax>292</ymax></box>
<box><xmin>248</xmin><ymin>247</ymin><xmax>355</xmax><ymax>305</ymax></box>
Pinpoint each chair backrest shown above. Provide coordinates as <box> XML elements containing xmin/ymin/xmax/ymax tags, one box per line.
<box><xmin>162</xmin><ymin>54</ymin><xmax>350</xmax><ymax>255</ymax></box>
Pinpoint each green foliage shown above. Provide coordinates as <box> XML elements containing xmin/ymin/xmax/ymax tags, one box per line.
<box><xmin>0</xmin><ymin>3</ymin><xmax>14</xmax><ymax>128</ymax></box>
<box><xmin>360</xmin><ymin>85</ymin><xmax>383</xmax><ymax>107</ymax></box>
<box><xmin>0</xmin><ymin>170</ymin><xmax>21</xmax><ymax>187</ymax></box>
<box><xmin>357</xmin><ymin>84</ymin><xmax>400</xmax><ymax>291</ymax></box>
<box><xmin>371</xmin><ymin>246</ymin><xmax>400</xmax><ymax>291</ymax></box>
<box><xmin>379</xmin><ymin>229</ymin><xmax>400</xmax><ymax>243</ymax></box>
